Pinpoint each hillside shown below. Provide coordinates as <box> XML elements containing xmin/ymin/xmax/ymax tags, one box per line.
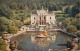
<box><xmin>0</xmin><ymin>0</ymin><xmax>79</xmax><ymax>34</ymax></box>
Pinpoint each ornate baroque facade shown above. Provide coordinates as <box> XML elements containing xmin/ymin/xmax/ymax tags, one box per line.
<box><xmin>31</xmin><ymin>6</ymin><xmax>56</xmax><ymax>27</ymax></box>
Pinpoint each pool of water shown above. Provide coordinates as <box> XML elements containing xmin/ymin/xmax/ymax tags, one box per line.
<box><xmin>14</xmin><ymin>32</ymin><xmax>72</xmax><ymax>51</ymax></box>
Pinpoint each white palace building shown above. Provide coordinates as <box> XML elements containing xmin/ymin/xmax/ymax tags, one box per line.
<box><xmin>31</xmin><ymin>6</ymin><xmax>56</xmax><ymax>27</ymax></box>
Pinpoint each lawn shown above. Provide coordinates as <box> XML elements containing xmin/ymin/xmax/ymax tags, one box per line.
<box><xmin>0</xmin><ymin>38</ymin><xmax>9</xmax><ymax>51</ymax></box>
<box><xmin>53</xmin><ymin>10</ymin><xmax>70</xmax><ymax>17</ymax></box>
<box><xmin>53</xmin><ymin>10</ymin><xmax>65</xmax><ymax>14</ymax></box>
<box><xmin>53</xmin><ymin>10</ymin><xmax>70</xmax><ymax>23</ymax></box>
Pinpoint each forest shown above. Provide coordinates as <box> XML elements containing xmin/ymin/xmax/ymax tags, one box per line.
<box><xmin>0</xmin><ymin>0</ymin><xmax>80</xmax><ymax>34</ymax></box>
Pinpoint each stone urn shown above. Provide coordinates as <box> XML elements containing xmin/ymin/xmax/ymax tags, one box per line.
<box><xmin>70</xmin><ymin>41</ymin><xmax>78</xmax><ymax>50</ymax></box>
<box><xmin>9</xmin><ymin>41</ymin><xmax>18</xmax><ymax>51</ymax></box>
<box><xmin>70</xmin><ymin>41</ymin><xmax>75</xmax><ymax>49</ymax></box>
<box><xmin>9</xmin><ymin>43</ymin><xmax>16</xmax><ymax>50</ymax></box>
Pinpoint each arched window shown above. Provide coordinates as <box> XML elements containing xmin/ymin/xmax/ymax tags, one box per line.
<box><xmin>50</xmin><ymin>17</ymin><xmax>51</xmax><ymax>19</ymax></box>
<box><xmin>44</xmin><ymin>17</ymin><xmax>45</xmax><ymax>20</ymax></box>
<box><xmin>34</xmin><ymin>17</ymin><xmax>35</xmax><ymax>20</ymax></box>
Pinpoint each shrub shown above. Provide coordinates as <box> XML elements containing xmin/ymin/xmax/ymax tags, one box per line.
<box><xmin>7</xmin><ymin>26</ymin><xmax>18</xmax><ymax>34</ymax></box>
<box><xmin>67</xmin><ymin>25</ymin><xmax>77</xmax><ymax>34</ymax></box>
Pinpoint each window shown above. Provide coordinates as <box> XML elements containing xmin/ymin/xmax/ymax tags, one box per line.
<box><xmin>40</xmin><ymin>22</ymin><xmax>41</xmax><ymax>25</ymax></box>
<box><xmin>32</xmin><ymin>23</ymin><xmax>34</xmax><ymax>24</ymax></box>
<box><xmin>44</xmin><ymin>17</ymin><xmax>45</xmax><ymax>20</ymax></box>
<box><xmin>50</xmin><ymin>17</ymin><xmax>51</xmax><ymax>19</ymax></box>
<box><xmin>42</xmin><ymin>21</ymin><xmax>43</xmax><ymax>25</ymax></box>
<box><xmin>40</xmin><ymin>17</ymin><xmax>41</xmax><ymax>20</ymax></box>
<box><xmin>34</xmin><ymin>17</ymin><xmax>35</xmax><ymax>20</ymax></box>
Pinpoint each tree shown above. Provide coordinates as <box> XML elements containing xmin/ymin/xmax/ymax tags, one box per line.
<box><xmin>76</xmin><ymin>25</ymin><xmax>80</xmax><ymax>30</ymax></box>
<box><xmin>0</xmin><ymin>17</ymin><xmax>9</xmax><ymax>25</ymax></box>
<box><xmin>32</xmin><ymin>0</ymin><xmax>37</xmax><ymax>10</ymax></box>
<box><xmin>65</xmin><ymin>6</ymin><xmax>71</xmax><ymax>14</ymax></box>
<box><xmin>62</xmin><ymin>17</ymin><xmax>72</xmax><ymax>27</ymax></box>
<box><xmin>56</xmin><ymin>17</ymin><xmax>65</xmax><ymax>23</ymax></box>
<box><xmin>0</xmin><ymin>25</ymin><xmax>7</xmax><ymax>32</ymax></box>
<box><xmin>24</xmin><ymin>5</ymin><xmax>29</xmax><ymax>11</ymax></box>
<box><xmin>0</xmin><ymin>17</ymin><xmax>15</xmax><ymax>27</ymax></box>
<box><xmin>71</xmin><ymin>6</ymin><xmax>79</xmax><ymax>17</ymax></box>
<box><xmin>8</xmin><ymin>26</ymin><xmax>18</xmax><ymax>34</ymax></box>
<box><xmin>67</xmin><ymin>25</ymin><xmax>77</xmax><ymax>34</ymax></box>
<box><xmin>0</xmin><ymin>4</ymin><xmax>10</xmax><ymax>18</ymax></box>
<box><xmin>27</xmin><ymin>0</ymin><xmax>32</xmax><ymax>10</ymax></box>
<box><xmin>24</xmin><ymin>18</ymin><xmax>30</xmax><ymax>25</ymax></box>
<box><xmin>75</xmin><ymin>13</ymin><xmax>80</xmax><ymax>30</ymax></box>
<box><xmin>10</xmin><ymin>2</ymin><xmax>18</xmax><ymax>10</ymax></box>
<box><xmin>71</xmin><ymin>18</ymin><xmax>78</xmax><ymax>26</ymax></box>
<box><xmin>75</xmin><ymin>13</ymin><xmax>80</xmax><ymax>22</ymax></box>
<box><xmin>13</xmin><ymin>19</ymin><xmax>23</xmax><ymax>28</ymax></box>
<box><xmin>0</xmin><ymin>17</ymin><xmax>9</xmax><ymax>33</ymax></box>
<box><xmin>8</xmin><ymin>20</ymin><xmax>15</xmax><ymax>26</ymax></box>
<box><xmin>37</xmin><ymin>4</ymin><xmax>41</xmax><ymax>9</ymax></box>
<box><xmin>71</xmin><ymin>1</ymin><xmax>80</xmax><ymax>17</ymax></box>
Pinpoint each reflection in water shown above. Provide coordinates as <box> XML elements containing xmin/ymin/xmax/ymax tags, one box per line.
<box><xmin>31</xmin><ymin>34</ymin><xmax>56</xmax><ymax>47</ymax></box>
<box><xmin>17</xmin><ymin>32</ymin><xmax>72</xmax><ymax>51</ymax></box>
<box><xmin>36</xmin><ymin>38</ymin><xmax>49</xmax><ymax>47</ymax></box>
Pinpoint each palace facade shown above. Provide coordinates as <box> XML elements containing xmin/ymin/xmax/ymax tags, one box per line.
<box><xmin>31</xmin><ymin>6</ymin><xmax>56</xmax><ymax>27</ymax></box>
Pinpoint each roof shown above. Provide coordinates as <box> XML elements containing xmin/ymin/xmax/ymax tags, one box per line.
<box><xmin>48</xmin><ymin>11</ymin><xmax>53</xmax><ymax>14</ymax></box>
<box><xmin>32</xmin><ymin>11</ymin><xmax>37</xmax><ymax>14</ymax></box>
